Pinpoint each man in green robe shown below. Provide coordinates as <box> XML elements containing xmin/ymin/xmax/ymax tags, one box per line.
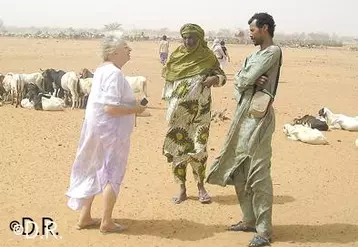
<box><xmin>206</xmin><ymin>13</ymin><xmax>282</xmax><ymax>247</ymax></box>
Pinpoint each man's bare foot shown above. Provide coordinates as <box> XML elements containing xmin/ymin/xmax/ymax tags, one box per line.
<box><xmin>172</xmin><ymin>185</ymin><xmax>187</xmax><ymax>204</ymax></box>
<box><xmin>76</xmin><ymin>218</ymin><xmax>101</xmax><ymax>230</ymax></box>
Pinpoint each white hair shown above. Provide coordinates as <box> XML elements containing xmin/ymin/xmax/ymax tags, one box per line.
<box><xmin>101</xmin><ymin>31</ymin><xmax>126</xmax><ymax>61</ymax></box>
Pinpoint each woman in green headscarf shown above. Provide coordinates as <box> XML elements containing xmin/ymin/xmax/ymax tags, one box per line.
<box><xmin>161</xmin><ymin>23</ymin><xmax>227</xmax><ymax>204</ymax></box>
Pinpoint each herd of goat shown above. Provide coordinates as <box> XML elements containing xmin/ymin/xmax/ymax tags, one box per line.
<box><xmin>0</xmin><ymin>68</ymin><xmax>357</xmax><ymax>148</ymax></box>
<box><xmin>0</xmin><ymin>68</ymin><xmax>148</xmax><ymax>110</ymax></box>
<box><xmin>284</xmin><ymin>107</ymin><xmax>358</xmax><ymax>148</ymax></box>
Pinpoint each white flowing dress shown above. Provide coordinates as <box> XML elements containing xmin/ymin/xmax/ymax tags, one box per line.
<box><xmin>66</xmin><ymin>63</ymin><xmax>135</xmax><ymax>210</ymax></box>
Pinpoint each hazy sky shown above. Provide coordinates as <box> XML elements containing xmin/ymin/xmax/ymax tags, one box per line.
<box><xmin>0</xmin><ymin>0</ymin><xmax>357</xmax><ymax>36</ymax></box>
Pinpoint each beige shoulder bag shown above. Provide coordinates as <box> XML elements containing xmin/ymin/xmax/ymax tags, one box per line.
<box><xmin>248</xmin><ymin>47</ymin><xmax>282</xmax><ymax>118</ymax></box>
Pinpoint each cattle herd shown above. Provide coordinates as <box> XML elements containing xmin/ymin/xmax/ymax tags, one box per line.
<box><xmin>0</xmin><ymin>68</ymin><xmax>148</xmax><ymax>110</ymax></box>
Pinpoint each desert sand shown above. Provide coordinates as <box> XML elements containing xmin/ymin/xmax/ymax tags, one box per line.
<box><xmin>0</xmin><ymin>37</ymin><xmax>357</xmax><ymax>247</ymax></box>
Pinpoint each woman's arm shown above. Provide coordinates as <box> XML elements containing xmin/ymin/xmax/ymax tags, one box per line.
<box><xmin>96</xmin><ymin>70</ymin><xmax>147</xmax><ymax>116</ymax></box>
<box><xmin>211</xmin><ymin>61</ymin><xmax>227</xmax><ymax>87</ymax></box>
<box><xmin>104</xmin><ymin>104</ymin><xmax>145</xmax><ymax>117</ymax></box>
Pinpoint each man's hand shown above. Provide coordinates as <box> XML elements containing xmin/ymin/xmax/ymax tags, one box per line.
<box><xmin>255</xmin><ymin>75</ymin><xmax>268</xmax><ymax>86</ymax></box>
<box><xmin>202</xmin><ymin>75</ymin><xmax>219</xmax><ymax>88</ymax></box>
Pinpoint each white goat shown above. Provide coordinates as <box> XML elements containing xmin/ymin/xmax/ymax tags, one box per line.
<box><xmin>41</xmin><ymin>96</ymin><xmax>65</xmax><ymax>111</ymax></box>
<box><xmin>2</xmin><ymin>73</ymin><xmax>13</xmax><ymax>101</ymax></box>
<box><xmin>125</xmin><ymin>76</ymin><xmax>148</xmax><ymax>98</ymax></box>
<box><xmin>20</xmin><ymin>98</ymin><xmax>34</xmax><ymax>109</ymax></box>
<box><xmin>283</xmin><ymin>123</ymin><xmax>329</xmax><ymax>145</ymax></box>
<box><xmin>21</xmin><ymin>72</ymin><xmax>44</xmax><ymax>91</ymax></box>
<box><xmin>61</xmin><ymin>72</ymin><xmax>80</xmax><ymax>109</ymax></box>
<box><xmin>0</xmin><ymin>73</ymin><xmax>7</xmax><ymax>102</ymax></box>
<box><xmin>79</xmin><ymin>78</ymin><xmax>93</xmax><ymax>108</ymax></box>
<box><xmin>3</xmin><ymin>73</ymin><xmax>25</xmax><ymax>107</ymax></box>
<box><xmin>319</xmin><ymin>107</ymin><xmax>358</xmax><ymax>131</ymax></box>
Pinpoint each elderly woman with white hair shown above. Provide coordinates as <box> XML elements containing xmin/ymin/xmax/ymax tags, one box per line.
<box><xmin>66</xmin><ymin>32</ymin><xmax>146</xmax><ymax>233</ymax></box>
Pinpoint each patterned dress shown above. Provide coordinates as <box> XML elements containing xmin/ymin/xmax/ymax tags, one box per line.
<box><xmin>162</xmin><ymin>73</ymin><xmax>225</xmax><ymax>184</ymax></box>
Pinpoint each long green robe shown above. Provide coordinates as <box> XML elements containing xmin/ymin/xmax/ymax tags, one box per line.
<box><xmin>206</xmin><ymin>45</ymin><xmax>282</xmax><ymax>190</ymax></box>
<box><xmin>206</xmin><ymin>45</ymin><xmax>282</xmax><ymax>237</ymax></box>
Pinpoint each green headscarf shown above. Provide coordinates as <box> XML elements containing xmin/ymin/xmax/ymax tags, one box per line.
<box><xmin>163</xmin><ymin>23</ymin><xmax>220</xmax><ymax>81</ymax></box>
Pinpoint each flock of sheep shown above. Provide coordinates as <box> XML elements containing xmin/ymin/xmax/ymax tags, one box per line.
<box><xmin>0</xmin><ymin>68</ymin><xmax>148</xmax><ymax>111</ymax></box>
<box><xmin>283</xmin><ymin>107</ymin><xmax>358</xmax><ymax>148</ymax></box>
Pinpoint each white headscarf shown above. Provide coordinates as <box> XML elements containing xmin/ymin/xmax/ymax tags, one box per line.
<box><xmin>210</xmin><ymin>38</ymin><xmax>220</xmax><ymax>50</ymax></box>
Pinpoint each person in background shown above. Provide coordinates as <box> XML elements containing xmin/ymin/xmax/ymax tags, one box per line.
<box><xmin>220</xmin><ymin>40</ymin><xmax>230</xmax><ymax>63</ymax></box>
<box><xmin>159</xmin><ymin>35</ymin><xmax>170</xmax><ymax>65</ymax></box>
<box><xmin>211</xmin><ymin>38</ymin><xmax>228</xmax><ymax>69</ymax></box>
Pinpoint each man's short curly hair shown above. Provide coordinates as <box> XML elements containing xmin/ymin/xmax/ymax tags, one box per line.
<box><xmin>248</xmin><ymin>12</ymin><xmax>276</xmax><ymax>37</ymax></box>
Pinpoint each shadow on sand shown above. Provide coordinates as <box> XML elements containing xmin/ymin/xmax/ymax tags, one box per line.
<box><xmin>113</xmin><ymin>218</ymin><xmax>226</xmax><ymax>241</ymax></box>
<box><xmin>210</xmin><ymin>194</ymin><xmax>295</xmax><ymax>206</ymax></box>
<box><xmin>273</xmin><ymin>223</ymin><xmax>358</xmax><ymax>244</ymax></box>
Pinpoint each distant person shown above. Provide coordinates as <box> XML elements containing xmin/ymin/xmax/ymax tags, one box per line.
<box><xmin>161</xmin><ymin>23</ymin><xmax>226</xmax><ymax>204</ymax></box>
<box><xmin>211</xmin><ymin>38</ymin><xmax>228</xmax><ymax>69</ymax></box>
<box><xmin>159</xmin><ymin>35</ymin><xmax>170</xmax><ymax>64</ymax></box>
<box><xmin>206</xmin><ymin>12</ymin><xmax>282</xmax><ymax>247</ymax></box>
<box><xmin>66</xmin><ymin>33</ymin><xmax>146</xmax><ymax>233</ymax></box>
<box><xmin>220</xmin><ymin>40</ymin><xmax>230</xmax><ymax>63</ymax></box>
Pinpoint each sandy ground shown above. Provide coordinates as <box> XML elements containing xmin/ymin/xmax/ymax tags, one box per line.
<box><xmin>0</xmin><ymin>37</ymin><xmax>357</xmax><ymax>247</ymax></box>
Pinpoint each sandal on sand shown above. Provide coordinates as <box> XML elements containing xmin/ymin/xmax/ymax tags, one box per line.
<box><xmin>248</xmin><ymin>235</ymin><xmax>271</xmax><ymax>247</ymax></box>
<box><xmin>228</xmin><ymin>221</ymin><xmax>256</xmax><ymax>232</ymax></box>
<box><xmin>100</xmin><ymin>223</ymin><xmax>123</xmax><ymax>234</ymax></box>
<box><xmin>76</xmin><ymin>219</ymin><xmax>101</xmax><ymax>230</ymax></box>
<box><xmin>199</xmin><ymin>192</ymin><xmax>212</xmax><ymax>204</ymax></box>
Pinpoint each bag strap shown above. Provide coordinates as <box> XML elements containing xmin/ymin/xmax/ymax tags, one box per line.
<box><xmin>272</xmin><ymin>46</ymin><xmax>283</xmax><ymax>98</ymax></box>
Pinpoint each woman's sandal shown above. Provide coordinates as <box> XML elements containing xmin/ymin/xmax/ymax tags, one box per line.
<box><xmin>199</xmin><ymin>192</ymin><xmax>212</xmax><ymax>204</ymax></box>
